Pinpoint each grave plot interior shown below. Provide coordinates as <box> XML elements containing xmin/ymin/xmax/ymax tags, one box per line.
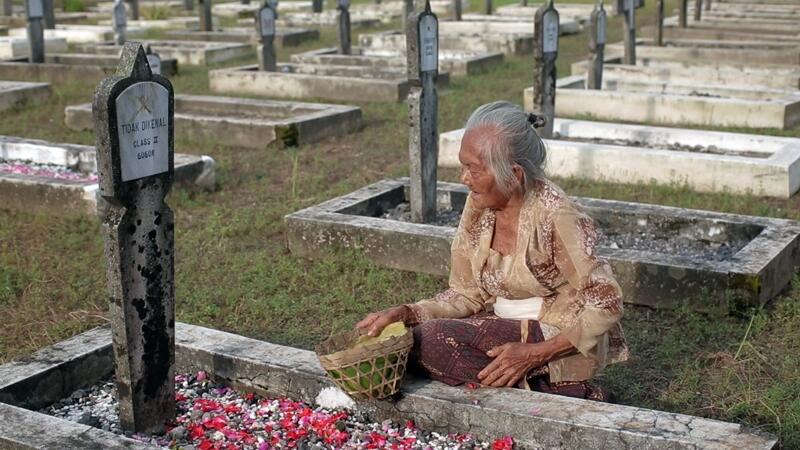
<box><xmin>166</xmin><ymin>26</ymin><xmax>320</xmax><ymax>48</ymax></box>
<box><xmin>525</xmin><ymin>75</ymin><xmax>800</xmax><ymax>130</ymax></box>
<box><xmin>64</xmin><ymin>94</ymin><xmax>363</xmax><ymax>148</ymax></box>
<box><xmin>285</xmin><ymin>179</ymin><xmax>800</xmax><ymax>308</ymax></box>
<box><xmin>0</xmin><ymin>80</ymin><xmax>50</xmax><ymax>112</ymax></box>
<box><xmin>0</xmin><ymin>135</ymin><xmax>215</xmax><ymax>216</ymax></box>
<box><xmin>82</xmin><ymin>40</ymin><xmax>253</xmax><ymax>66</ymax></box>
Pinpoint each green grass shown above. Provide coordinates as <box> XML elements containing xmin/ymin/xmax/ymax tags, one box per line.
<box><xmin>1</xmin><ymin>0</ymin><xmax>799</xmax><ymax>447</ymax></box>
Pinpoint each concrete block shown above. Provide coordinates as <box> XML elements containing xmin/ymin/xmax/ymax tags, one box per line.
<box><xmin>166</xmin><ymin>27</ymin><xmax>320</xmax><ymax>48</ymax></box>
<box><xmin>285</xmin><ymin>178</ymin><xmax>800</xmax><ymax>307</ymax></box>
<box><xmin>291</xmin><ymin>46</ymin><xmax>503</xmax><ymax>77</ymax></box>
<box><xmin>0</xmin><ymin>81</ymin><xmax>50</xmax><ymax>112</ymax></box>
<box><xmin>0</xmin><ymin>323</ymin><xmax>779</xmax><ymax>449</ymax></box>
<box><xmin>439</xmin><ymin>118</ymin><xmax>800</xmax><ymax>197</ymax></box>
<box><xmin>0</xmin><ymin>135</ymin><xmax>216</xmax><ymax>216</ymax></box>
<box><xmin>0</xmin><ymin>36</ymin><xmax>67</xmax><ymax>59</ymax></box>
<box><xmin>209</xmin><ymin>63</ymin><xmax>449</xmax><ymax>102</ymax></box>
<box><xmin>524</xmin><ymin>75</ymin><xmax>800</xmax><ymax>130</ymax></box>
<box><xmin>65</xmin><ymin>94</ymin><xmax>362</xmax><ymax>148</ymax></box>
<box><xmin>97</xmin><ymin>17</ymin><xmax>200</xmax><ymax>29</ymax></box>
<box><xmin>607</xmin><ymin>38</ymin><xmax>800</xmax><ymax>65</ymax></box>
<box><xmin>359</xmin><ymin>29</ymin><xmax>533</xmax><ymax>56</ymax></box>
<box><xmin>8</xmin><ymin>24</ymin><xmax>145</xmax><ymax>44</ymax></box>
<box><xmin>87</xmin><ymin>40</ymin><xmax>252</xmax><ymax>66</ymax></box>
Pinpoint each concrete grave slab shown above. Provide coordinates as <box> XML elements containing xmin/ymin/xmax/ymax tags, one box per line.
<box><xmin>0</xmin><ymin>323</ymin><xmax>779</xmax><ymax>449</ymax></box>
<box><xmin>684</xmin><ymin>5</ymin><xmax>800</xmax><ymax>20</ymax></box>
<box><xmin>641</xmin><ymin>24</ymin><xmax>800</xmax><ymax>43</ymax></box>
<box><xmin>8</xmin><ymin>24</ymin><xmax>146</xmax><ymax>44</ymax></box>
<box><xmin>662</xmin><ymin>15</ymin><xmax>800</xmax><ymax>35</ymax></box>
<box><xmin>85</xmin><ymin>40</ymin><xmax>252</xmax><ymax>66</ymax></box>
<box><xmin>450</xmin><ymin>15</ymin><xmax>581</xmax><ymax>34</ymax></box>
<box><xmin>291</xmin><ymin>46</ymin><xmax>503</xmax><ymax>77</ymax></box>
<box><xmin>524</xmin><ymin>75</ymin><xmax>800</xmax><ymax>130</ymax></box>
<box><xmin>605</xmin><ymin>38</ymin><xmax>800</xmax><ymax>65</ymax></box>
<box><xmin>209</xmin><ymin>63</ymin><xmax>449</xmax><ymax>102</ymax></box>
<box><xmin>0</xmin><ymin>36</ymin><xmax>67</xmax><ymax>59</ymax></box>
<box><xmin>64</xmin><ymin>94</ymin><xmax>362</xmax><ymax>148</ymax></box>
<box><xmin>0</xmin><ymin>135</ymin><xmax>215</xmax><ymax>216</ymax></box>
<box><xmin>97</xmin><ymin>17</ymin><xmax>201</xmax><ymax>30</ymax></box>
<box><xmin>285</xmin><ymin>178</ymin><xmax>800</xmax><ymax>307</ymax></box>
<box><xmin>263</xmin><ymin>10</ymin><xmax>385</xmax><ymax>28</ymax></box>
<box><xmin>439</xmin><ymin>118</ymin><xmax>800</xmax><ymax>197</ymax></box>
<box><xmin>0</xmin><ymin>52</ymin><xmax>178</xmax><ymax>82</ymax></box>
<box><xmin>571</xmin><ymin>57</ymin><xmax>800</xmax><ymax>90</ymax></box>
<box><xmin>495</xmin><ymin>3</ymin><xmax>594</xmax><ymax>23</ymax></box>
<box><xmin>166</xmin><ymin>26</ymin><xmax>320</xmax><ymax>47</ymax></box>
<box><xmin>0</xmin><ymin>80</ymin><xmax>50</xmax><ymax>112</ymax></box>
<box><xmin>359</xmin><ymin>29</ymin><xmax>533</xmax><ymax>56</ymax></box>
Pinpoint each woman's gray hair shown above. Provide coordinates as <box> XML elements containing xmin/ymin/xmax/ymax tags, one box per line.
<box><xmin>464</xmin><ymin>101</ymin><xmax>547</xmax><ymax>197</ymax></box>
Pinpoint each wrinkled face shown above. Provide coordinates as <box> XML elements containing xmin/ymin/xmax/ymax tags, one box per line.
<box><xmin>459</xmin><ymin>126</ymin><xmax>512</xmax><ymax>210</ymax></box>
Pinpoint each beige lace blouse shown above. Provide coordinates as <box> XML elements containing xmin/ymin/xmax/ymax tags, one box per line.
<box><xmin>407</xmin><ymin>178</ymin><xmax>629</xmax><ymax>383</ymax></box>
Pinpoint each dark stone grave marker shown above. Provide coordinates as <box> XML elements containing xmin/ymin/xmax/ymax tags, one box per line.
<box><xmin>533</xmin><ymin>0</ymin><xmax>557</xmax><ymax>138</ymax></box>
<box><xmin>588</xmin><ymin>0</ymin><xmax>605</xmax><ymax>89</ymax></box>
<box><xmin>257</xmin><ymin>0</ymin><xmax>276</xmax><ymax>71</ymax></box>
<box><xmin>200</xmin><ymin>0</ymin><xmax>213</xmax><ymax>32</ymax></box>
<box><xmin>338</xmin><ymin>0</ymin><xmax>350</xmax><ymax>54</ymax></box>
<box><xmin>113</xmin><ymin>0</ymin><xmax>127</xmax><ymax>45</ymax></box>
<box><xmin>622</xmin><ymin>0</ymin><xmax>635</xmax><ymax>64</ymax></box>
<box><xmin>406</xmin><ymin>0</ymin><xmax>438</xmax><ymax>223</ymax></box>
<box><xmin>655</xmin><ymin>0</ymin><xmax>663</xmax><ymax>46</ymax></box>
<box><xmin>92</xmin><ymin>41</ymin><xmax>176</xmax><ymax>434</ymax></box>
<box><xmin>26</xmin><ymin>0</ymin><xmax>45</xmax><ymax>63</ymax></box>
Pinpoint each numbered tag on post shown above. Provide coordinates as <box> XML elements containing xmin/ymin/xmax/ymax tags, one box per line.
<box><xmin>542</xmin><ymin>9</ymin><xmax>558</xmax><ymax>54</ymax></box>
<box><xmin>259</xmin><ymin>7</ymin><xmax>275</xmax><ymax>37</ymax></box>
<box><xmin>596</xmin><ymin>9</ymin><xmax>606</xmax><ymax>45</ymax></box>
<box><xmin>419</xmin><ymin>14</ymin><xmax>437</xmax><ymax>73</ymax></box>
<box><xmin>27</xmin><ymin>0</ymin><xmax>43</xmax><ymax>19</ymax></box>
<box><xmin>116</xmin><ymin>81</ymin><xmax>170</xmax><ymax>182</ymax></box>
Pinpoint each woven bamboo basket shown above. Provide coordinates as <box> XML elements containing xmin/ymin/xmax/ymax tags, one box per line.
<box><xmin>315</xmin><ymin>325</ymin><xmax>413</xmax><ymax>400</ymax></box>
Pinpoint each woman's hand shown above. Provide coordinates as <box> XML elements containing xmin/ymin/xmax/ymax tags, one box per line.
<box><xmin>477</xmin><ymin>342</ymin><xmax>552</xmax><ymax>387</ymax></box>
<box><xmin>355</xmin><ymin>306</ymin><xmax>410</xmax><ymax>337</ymax></box>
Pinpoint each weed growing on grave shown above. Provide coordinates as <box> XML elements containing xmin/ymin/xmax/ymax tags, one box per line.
<box><xmin>62</xmin><ymin>0</ymin><xmax>85</xmax><ymax>12</ymax></box>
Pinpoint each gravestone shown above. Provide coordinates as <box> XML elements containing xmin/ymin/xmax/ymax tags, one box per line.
<box><xmin>587</xmin><ymin>0</ymin><xmax>605</xmax><ymax>90</ymax></box>
<box><xmin>403</xmin><ymin>0</ymin><xmax>413</xmax><ymax>26</ymax></box>
<box><xmin>484</xmin><ymin>0</ymin><xmax>492</xmax><ymax>15</ymax></box>
<box><xmin>43</xmin><ymin>0</ymin><xmax>55</xmax><ymax>29</ymax></box>
<box><xmin>655</xmin><ymin>0</ymin><xmax>663</xmax><ymax>46</ymax></box>
<box><xmin>704</xmin><ymin>0</ymin><xmax>710</xmax><ymax>11</ymax></box>
<box><xmin>338</xmin><ymin>0</ymin><xmax>350</xmax><ymax>55</ymax></box>
<box><xmin>257</xmin><ymin>1</ymin><xmax>276</xmax><ymax>71</ymax></box>
<box><xmin>128</xmin><ymin>0</ymin><xmax>139</xmax><ymax>20</ymax></box>
<box><xmin>452</xmin><ymin>0</ymin><xmax>461</xmax><ymax>20</ymax></box>
<box><xmin>693</xmin><ymin>0</ymin><xmax>701</xmax><ymax>21</ymax></box>
<box><xmin>26</xmin><ymin>0</ymin><xmax>45</xmax><ymax>63</ymax></box>
<box><xmin>622</xmin><ymin>0</ymin><xmax>635</xmax><ymax>64</ymax></box>
<box><xmin>200</xmin><ymin>0</ymin><xmax>213</xmax><ymax>32</ymax></box>
<box><xmin>532</xmin><ymin>0</ymin><xmax>557</xmax><ymax>138</ymax></box>
<box><xmin>146</xmin><ymin>45</ymin><xmax>162</xmax><ymax>75</ymax></box>
<box><xmin>406</xmin><ymin>0</ymin><xmax>438</xmax><ymax>223</ymax></box>
<box><xmin>112</xmin><ymin>0</ymin><xmax>127</xmax><ymax>45</ymax></box>
<box><xmin>184</xmin><ymin>0</ymin><xmax>194</xmax><ymax>12</ymax></box>
<box><xmin>2</xmin><ymin>0</ymin><xmax>11</xmax><ymax>16</ymax></box>
<box><xmin>92</xmin><ymin>41</ymin><xmax>176</xmax><ymax>434</ymax></box>
<box><xmin>679</xmin><ymin>0</ymin><xmax>687</xmax><ymax>27</ymax></box>
<box><xmin>613</xmin><ymin>0</ymin><xmax>642</xmax><ymax>15</ymax></box>
<box><xmin>312</xmin><ymin>0</ymin><xmax>322</xmax><ymax>13</ymax></box>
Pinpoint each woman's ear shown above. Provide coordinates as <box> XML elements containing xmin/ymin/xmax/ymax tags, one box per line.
<box><xmin>512</xmin><ymin>164</ymin><xmax>525</xmax><ymax>186</ymax></box>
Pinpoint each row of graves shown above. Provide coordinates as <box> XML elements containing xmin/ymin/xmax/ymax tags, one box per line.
<box><xmin>0</xmin><ymin>0</ymin><xmax>796</xmax><ymax>448</ymax></box>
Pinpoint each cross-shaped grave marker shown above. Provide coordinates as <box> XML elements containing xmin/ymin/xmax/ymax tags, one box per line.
<box><xmin>92</xmin><ymin>41</ymin><xmax>176</xmax><ymax>434</ymax></box>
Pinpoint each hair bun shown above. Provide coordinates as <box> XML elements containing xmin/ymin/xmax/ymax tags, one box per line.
<box><xmin>527</xmin><ymin>113</ymin><xmax>547</xmax><ymax>128</ymax></box>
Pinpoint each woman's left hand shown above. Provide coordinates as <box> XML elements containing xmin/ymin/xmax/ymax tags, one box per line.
<box><xmin>477</xmin><ymin>342</ymin><xmax>551</xmax><ymax>387</ymax></box>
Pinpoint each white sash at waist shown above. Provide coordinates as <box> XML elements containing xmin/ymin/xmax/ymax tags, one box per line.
<box><xmin>493</xmin><ymin>296</ymin><xmax>543</xmax><ymax>320</ymax></box>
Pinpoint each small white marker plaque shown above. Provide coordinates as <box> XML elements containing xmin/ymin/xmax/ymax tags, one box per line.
<box><xmin>147</xmin><ymin>54</ymin><xmax>162</xmax><ymax>75</ymax></box>
<box><xmin>27</xmin><ymin>0</ymin><xmax>43</xmax><ymax>19</ymax></box>
<box><xmin>597</xmin><ymin>11</ymin><xmax>606</xmax><ymax>45</ymax></box>
<box><xmin>116</xmin><ymin>82</ymin><xmax>169</xmax><ymax>182</ymax></box>
<box><xmin>542</xmin><ymin>10</ymin><xmax>558</xmax><ymax>53</ymax></box>
<box><xmin>259</xmin><ymin>7</ymin><xmax>275</xmax><ymax>37</ymax></box>
<box><xmin>419</xmin><ymin>15</ymin><xmax>437</xmax><ymax>72</ymax></box>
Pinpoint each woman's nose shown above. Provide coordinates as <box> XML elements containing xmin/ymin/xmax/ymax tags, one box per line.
<box><xmin>460</xmin><ymin>168</ymin><xmax>469</xmax><ymax>185</ymax></box>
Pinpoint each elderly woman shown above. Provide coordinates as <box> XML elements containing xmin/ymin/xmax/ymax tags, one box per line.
<box><xmin>357</xmin><ymin>101</ymin><xmax>628</xmax><ymax>400</ymax></box>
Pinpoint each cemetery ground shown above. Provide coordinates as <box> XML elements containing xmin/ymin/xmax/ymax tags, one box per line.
<box><xmin>1</xmin><ymin>0</ymin><xmax>799</xmax><ymax>447</ymax></box>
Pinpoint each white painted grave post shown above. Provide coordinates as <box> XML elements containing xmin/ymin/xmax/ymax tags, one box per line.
<box><xmin>532</xmin><ymin>0</ymin><xmax>557</xmax><ymax>138</ymax></box>
<box><xmin>622</xmin><ymin>0</ymin><xmax>635</xmax><ymax>64</ymax></box>
<box><xmin>655</xmin><ymin>0</ymin><xmax>663</xmax><ymax>46</ymax></box>
<box><xmin>92</xmin><ymin>42</ymin><xmax>176</xmax><ymax>435</ymax></box>
<box><xmin>112</xmin><ymin>0</ymin><xmax>127</xmax><ymax>45</ymax></box>
<box><xmin>257</xmin><ymin>1</ymin><xmax>276</xmax><ymax>71</ymax></box>
<box><xmin>338</xmin><ymin>0</ymin><xmax>350</xmax><ymax>55</ymax></box>
<box><xmin>679</xmin><ymin>0</ymin><xmax>687</xmax><ymax>27</ymax></box>
<box><xmin>26</xmin><ymin>0</ymin><xmax>45</xmax><ymax>63</ymax></box>
<box><xmin>693</xmin><ymin>0</ymin><xmax>701</xmax><ymax>21</ymax></box>
<box><xmin>199</xmin><ymin>0</ymin><xmax>213</xmax><ymax>32</ymax></box>
<box><xmin>43</xmin><ymin>0</ymin><xmax>55</xmax><ymax>29</ymax></box>
<box><xmin>587</xmin><ymin>0</ymin><xmax>605</xmax><ymax>90</ymax></box>
<box><xmin>146</xmin><ymin>45</ymin><xmax>162</xmax><ymax>75</ymax></box>
<box><xmin>406</xmin><ymin>0</ymin><xmax>438</xmax><ymax>224</ymax></box>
